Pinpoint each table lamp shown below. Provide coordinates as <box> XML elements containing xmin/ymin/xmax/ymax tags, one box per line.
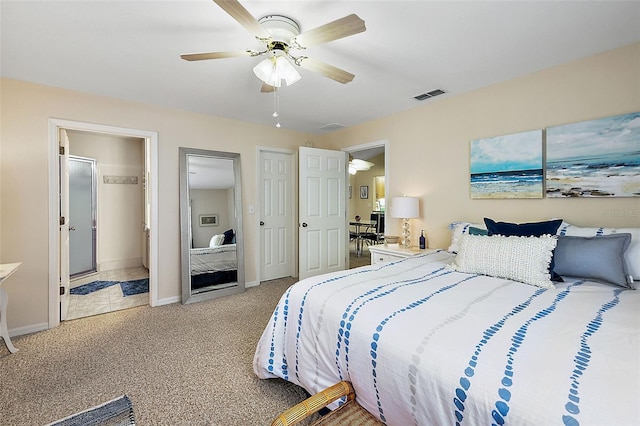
<box><xmin>390</xmin><ymin>196</ymin><xmax>419</xmax><ymax>248</ymax></box>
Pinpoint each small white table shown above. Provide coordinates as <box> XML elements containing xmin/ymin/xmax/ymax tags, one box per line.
<box><xmin>369</xmin><ymin>244</ymin><xmax>438</xmax><ymax>264</ymax></box>
<box><xmin>0</xmin><ymin>262</ymin><xmax>21</xmax><ymax>353</ymax></box>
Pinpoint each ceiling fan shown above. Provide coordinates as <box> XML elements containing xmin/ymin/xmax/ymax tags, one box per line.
<box><xmin>180</xmin><ymin>0</ymin><xmax>366</xmax><ymax>91</ymax></box>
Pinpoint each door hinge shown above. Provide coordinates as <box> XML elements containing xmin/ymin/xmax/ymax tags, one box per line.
<box><xmin>59</xmin><ymin>286</ymin><xmax>66</xmax><ymax>296</ymax></box>
<box><xmin>60</xmin><ymin>216</ymin><xmax>66</xmax><ymax>226</ymax></box>
<box><xmin>59</xmin><ymin>145</ymin><xmax>65</xmax><ymax>155</ymax></box>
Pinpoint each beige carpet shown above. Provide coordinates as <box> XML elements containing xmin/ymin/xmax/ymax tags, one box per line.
<box><xmin>0</xmin><ymin>277</ymin><xmax>318</xmax><ymax>425</ymax></box>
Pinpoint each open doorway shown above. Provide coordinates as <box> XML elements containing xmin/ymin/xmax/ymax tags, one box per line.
<box><xmin>344</xmin><ymin>140</ymin><xmax>388</xmax><ymax>269</ymax></box>
<box><xmin>65</xmin><ymin>131</ymin><xmax>148</xmax><ymax>320</ymax></box>
<box><xmin>48</xmin><ymin>119</ymin><xmax>158</xmax><ymax>329</ymax></box>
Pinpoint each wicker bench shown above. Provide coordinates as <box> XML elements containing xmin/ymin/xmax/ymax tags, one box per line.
<box><xmin>271</xmin><ymin>381</ymin><xmax>384</xmax><ymax>426</ymax></box>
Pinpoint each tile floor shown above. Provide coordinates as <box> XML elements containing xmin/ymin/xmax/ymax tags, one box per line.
<box><xmin>66</xmin><ymin>267</ymin><xmax>149</xmax><ymax>320</ymax></box>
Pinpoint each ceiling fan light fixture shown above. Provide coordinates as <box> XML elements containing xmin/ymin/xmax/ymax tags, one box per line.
<box><xmin>253</xmin><ymin>55</ymin><xmax>301</xmax><ymax>87</ymax></box>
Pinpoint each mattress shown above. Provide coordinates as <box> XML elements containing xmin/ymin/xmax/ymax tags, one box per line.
<box><xmin>254</xmin><ymin>250</ymin><xmax>640</xmax><ymax>425</ymax></box>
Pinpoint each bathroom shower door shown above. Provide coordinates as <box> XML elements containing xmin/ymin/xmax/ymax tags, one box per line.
<box><xmin>69</xmin><ymin>156</ymin><xmax>97</xmax><ymax>277</ymax></box>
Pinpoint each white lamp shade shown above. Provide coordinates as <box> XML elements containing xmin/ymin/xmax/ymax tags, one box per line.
<box><xmin>253</xmin><ymin>56</ymin><xmax>301</xmax><ymax>88</ymax></box>
<box><xmin>390</xmin><ymin>196</ymin><xmax>419</xmax><ymax>219</ymax></box>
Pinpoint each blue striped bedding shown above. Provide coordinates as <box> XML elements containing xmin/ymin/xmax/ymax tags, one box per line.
<box><xmin>253</xmin><ymin>250</ymin><xmax>640</xmax><ymax>425</ymax></box>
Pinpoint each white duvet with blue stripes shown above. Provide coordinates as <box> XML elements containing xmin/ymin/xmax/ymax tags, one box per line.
<box><xmin>253</xmin><ymin>250</ymin><xmax>640</xmax><ymax>425</ymax></box>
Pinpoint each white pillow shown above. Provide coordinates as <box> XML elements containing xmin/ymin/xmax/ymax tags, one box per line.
<box><xmin>448</xmin><ymin>234</ymin><xmax>558</xmax><ymax>289</ymax></box>
<box><xmin>557</xmin><ymin>222</ymin><xmax>639</xmax><ymax>280</ymax></box>
<box><xmin>209</xmin><ymin>234</ymin><xmax>225</xmax><ymax>247</ymax></box>
<box><xmin>448</xmin><ymin>221</ymin><xmax>487</xmax><ymax>253</ymax></box>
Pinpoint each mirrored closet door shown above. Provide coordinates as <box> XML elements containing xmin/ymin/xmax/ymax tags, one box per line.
<box><xmin>179</xmin><ymin>148</ymin><xmax>245</xmax><ymax>304</ymax></box>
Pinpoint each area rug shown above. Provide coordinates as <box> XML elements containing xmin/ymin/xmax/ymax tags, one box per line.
<box><xmin>47</xmin><ymin>395</ymin><xmax>135</xmax><ymax>426</ymax></box>
<box><xmin>119</xmin><ymin>278</ymin><xmax>149</xmax><ymax>296</ymax></box>
<box><xmin>70</xmin><ymin>278</ymin><xmax>148</xmax><ymax>297</ymax></box>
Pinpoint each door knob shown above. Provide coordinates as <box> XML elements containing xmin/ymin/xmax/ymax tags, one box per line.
<box><xmin>301</xmin><ymin>223</ymin><xmax>308</xmax><ymax>227</ymax></box>
<box><xmin>69</xmin><ymin>226</ymin><xmax>76</xmax><ymax>231</ymax></box>
<box><xmin>260</xmin><ymin>221</ymin><xmax>264</xmax><ymax>226</ymax></box>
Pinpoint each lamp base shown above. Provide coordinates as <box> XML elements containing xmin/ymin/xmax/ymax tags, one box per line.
<box><xmin>401</xmin><ymin>218</ymin><xmax>411</xmax><ymax>248</ymax></box>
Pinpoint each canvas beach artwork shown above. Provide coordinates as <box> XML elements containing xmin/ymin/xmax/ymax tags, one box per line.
<box><xmin>546</xmin><ymin>112</ymin><xmax>640</xmax><ymax>198</ymax></box>
<box><xmin>470</xmin><ymin>130</ymin><xmax>543</xmax><ymax>199</ymax></box>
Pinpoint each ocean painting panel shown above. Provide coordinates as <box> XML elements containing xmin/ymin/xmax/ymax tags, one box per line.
<box><xmin>546</xmin><ymin>112</ymin><xmax>640</xmax><ymax>198</ymax></box>
<box><xmin>470</xmin><ymin>130</ymin><xmax>543</xmax><ymax>199</ymax></box>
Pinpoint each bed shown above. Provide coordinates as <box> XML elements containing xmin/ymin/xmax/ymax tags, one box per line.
<box><xmin>190</xmin><ymin>243</ymin><xmax>237</xmax><ymax>289</ymax></box>
<box><xmin>254</xmin><ymin>219</ymin><xmax>640</xmax><ymax>425</ymax></box>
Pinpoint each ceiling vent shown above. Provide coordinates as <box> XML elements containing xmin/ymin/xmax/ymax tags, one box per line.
<box><xmin>414</xmin><ymin>89</ymin><xmax>446</xmax><ymax>101</ymax></box>
<box><xmin>320</xmin><ymin>123</ymin><xmax>346</xmax><ymax>132</ymax></box>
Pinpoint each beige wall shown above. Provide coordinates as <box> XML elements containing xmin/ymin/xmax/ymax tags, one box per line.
<box><xmin>0</xmin><ymin>79</ymin><xmax>316</xmax><ymax>332</ymax></box>
<box><xmin>326</xmin><ymin>42</ymin><xmax>640</xmax><ymax>250</ymax></box>
<box><xmin>1</xmin><ymin>42</ymin><xmax>639</xmax><ymax>333</ymax></box>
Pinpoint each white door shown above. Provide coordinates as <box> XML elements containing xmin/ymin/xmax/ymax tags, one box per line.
<box><xmin>59</xmin><ymin>129</ymin><xmax>71</xmax><ymax>320</ymax></box>
<box><xmin>259</xmin><ymin>150</ymin><xmax>295</xmax><ymax>281</ymax></box>
<box><xmin>299</xmin><ymin>147</ymin><xmax>348</xmax><ymax>280</ymax></box>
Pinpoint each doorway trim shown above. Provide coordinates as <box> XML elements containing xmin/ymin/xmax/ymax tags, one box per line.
<box><xmin>255</xmin><ymin>146</ymin><xmax>298</xmax><ymax>285</ymax></box>
<box><xmin>48</xmin><ymin>118</ymin><xmax>159</xmax><ymax>329</ymax></box>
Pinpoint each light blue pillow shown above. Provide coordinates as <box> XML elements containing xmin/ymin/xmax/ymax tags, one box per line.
<box><xmin>553</xmin><ymin>234</ymin><xmax>632</xmax><ymax>288</ymax></box>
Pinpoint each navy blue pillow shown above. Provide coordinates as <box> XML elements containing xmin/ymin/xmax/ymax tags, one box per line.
<box><xmin>484</xmin><ymin>218</ymin><xmax>563</xmax><ymax>281</ymax></box>
<box><xmin>484</xmin><ymin>218</ymin><xmax>563</xmax><ymax>237</ymax></box>
<box><xmin>223</xmin><ymin>229</ymin><xmax>234</xmax><ymax>245</ymax></box>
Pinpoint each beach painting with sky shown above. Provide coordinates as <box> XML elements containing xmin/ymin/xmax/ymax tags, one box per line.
<box><xmin>470</xmin><ymin>129</ymin><xmax>543</xmax><ymax>199</ymax></box>
<box><xmin>546</xmin><ymin>112</ymin><xmax>640</xmax><ymax>198</ymax></box>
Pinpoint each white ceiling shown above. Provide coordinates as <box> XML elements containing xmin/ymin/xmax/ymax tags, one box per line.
<box><xmin>2</xmin><ymin>1</ymin><xmax>639</xmax><ymax>134</ymax></box>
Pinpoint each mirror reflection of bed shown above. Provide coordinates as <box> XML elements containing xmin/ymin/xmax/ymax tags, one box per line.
<box><xmin>179</xmin><ymin>148</ymin><xmax>245</xmax><ymax>304</ymax></box>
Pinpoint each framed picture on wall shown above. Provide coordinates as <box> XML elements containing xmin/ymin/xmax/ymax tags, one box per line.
<box><xmin>470</xmin><ymin>129</ymin><xmax>543</xmax><ymax>199</ymax></box>
<box><xmin>360</xmin><ymin>185</ymin><xmax>369</xmax><ymax>199</ymax></box>
<box><xmin>546</xmin><ymin>111</ymin><xmax>640</xmax><ymax>197</ymax></box>
<box><xmin>199</xmin><ymin>214</ymin><xmax>219</xmax><ymax>227</ymax></box>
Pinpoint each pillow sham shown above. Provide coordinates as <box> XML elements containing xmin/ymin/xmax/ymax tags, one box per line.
<box><xmin>209</xmin><ymin>234</ymin><xmax>225</xmax><ymax>247</ymax></box>
<box><xmin>484</xmin><ymin>218</ymin><xmax>563</xmax><ymax>237</ymax></box>
<box><xmin>557</xmin><ymin>223</ymin><xmax>639</xmax><ymax>281</ymax></box>
<box><xmin>223</xmin><ymin>229</ymin><xmax>235</xmax><ymax>245</ymax></box>
<box><xmin>448</xmin><ymin>221</ymin><xmax>486</xmax><ymax>253</ymax></box>
<box><xmin>448</xmin><ymin>234</ymin><xmax>558</xmax><ymax>289</ymax></box>
<box><xmin>554</xmin><ymin>234</ymin><xmax>633</xmax><ymax>288</ymax></box>
<box><xmin>469</xmin><ymin>226</ymin><xmax>488</xmax><ymax>236</ymax></box>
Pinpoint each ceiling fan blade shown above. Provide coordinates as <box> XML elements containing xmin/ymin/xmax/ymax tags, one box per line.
<box><xmin>213</xmin><ymin>0</ymin><xmax>271</xmax><ymax>39</ymax></box>
<box><xmin>260</xmin><ymin>83</ymin><xmax>275</xmax><ymax>93</ymax></box>
<box><xmin>292</xmin><ymin>14</ymin><xmax>365</xmax><ymax>48</ymax></box>
<box><xmin>297</xmin><ymin>57</ymin><xmax>355</xmax><ymax>84</ymax></box>
<box><xmin>180</xmin><ymin>51</ymin><xmax>252</xmax><ymax>61</ymax></box>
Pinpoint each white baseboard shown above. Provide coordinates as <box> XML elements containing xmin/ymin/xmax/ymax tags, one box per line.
<box><xmin>245</xmin><ymin>280</ymin><xmax>258</xmax><ymax>288</ymax></box>
<box><xmin>9</xmin><ymin>322</ymin><xmax>49</xmax><ymax>338</ymax></box>
<box><xmin>156</xmin><ymin>296</ymin><xmax>181</xmax><ymax>306</ymax></box>
<box><xmin>99</xmin><ymin>257</ymin><xmax>142</xmax><ymax>272</ymax></box>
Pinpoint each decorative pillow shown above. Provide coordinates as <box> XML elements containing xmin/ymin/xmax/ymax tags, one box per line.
<box><xmin>485</xmin><ymin>218</ymin><xmax>564</xmax><ymax>281</ymax></box>
<box><xmin>557</xmin><ymin>222</ymin><xmax>639</xmax><ymax>281</ymax></box>
<box><xmin>209</xmin><ymin>234</ymin><xmax>225</xmax><ymax>247</ymax></box>
<box><xmin>484</xmin><ymin>218</ymin><xmax>563</xmax><ymax>237</ymax></box>
<box><xmin>448</xmin><ymin>221</ymin><xmax>486</xmax><ymax>253</ymax></box>
<box><xmin>223</xmin><ymin>228</ymin><xmax>235</xmax><ymax>245</ymax></box>
<box><xmin>553</xmin><ymin>234</ymin><xmax>632</xmax><ymax>288</ymax></box>
<box><xmin>448</xmin><ymin>234</ymin><xmax>558</xmax><ymax>289</ymax></box>
<box><xmin>469</xmin><ymin>226</ymin><xmax>488</xmax><ymax>236</ymax></box>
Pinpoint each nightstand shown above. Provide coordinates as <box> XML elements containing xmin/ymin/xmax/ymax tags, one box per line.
<box><xmin>369</xmin><ymin>244</ymin><xmax>438</xmax><ymax>264</ymax></box>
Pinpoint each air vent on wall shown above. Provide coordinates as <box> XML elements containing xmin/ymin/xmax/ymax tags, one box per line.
<box><xmin>414</xmin><ymin>89</ymin><xmax>446</xmax><ymax>101</ymax></box>
<box><xmin>320</xmin><ymin>123</ymin><xmax>346</xmax><ymax>132</ymax></box>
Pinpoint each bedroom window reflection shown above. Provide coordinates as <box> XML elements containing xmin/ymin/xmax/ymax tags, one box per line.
<box><xmin>179</xmin><ymin>148</ymin><xmax>244</xmax><ymax>304</ymax></box>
